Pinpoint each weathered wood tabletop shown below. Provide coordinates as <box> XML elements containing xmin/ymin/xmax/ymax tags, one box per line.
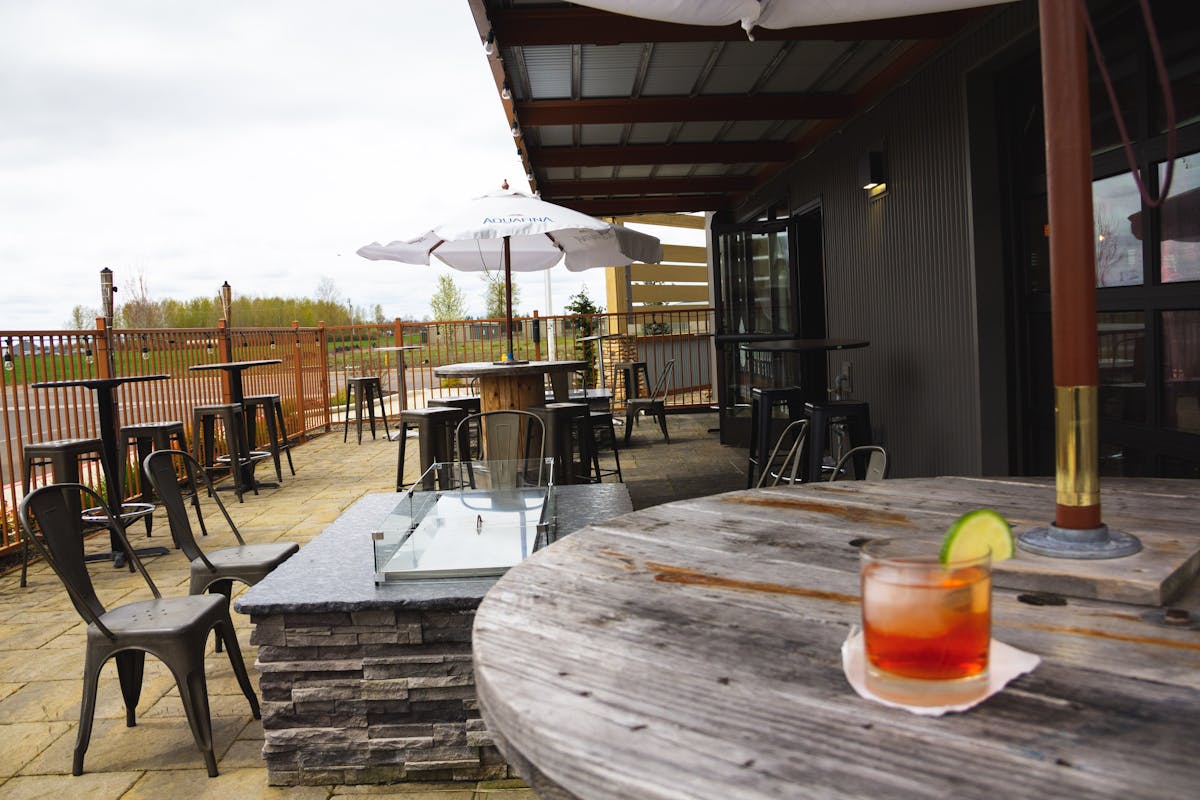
<box><xmin>473</xmin><ymin>477</ymin><xmax>1200</xmax><ymax>800</ymax></box>
<box><xmin>434</xmin><ymin>360</ymin><xmax>587</xmax><ymax>412</ymax></box>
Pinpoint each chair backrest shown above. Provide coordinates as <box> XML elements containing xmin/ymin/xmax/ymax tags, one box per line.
<box><xmin>829</xmin><ymin>445</ymin><xmax>889</xmax><ymax>481</ymax></box>
<box><xmin>456</xmin><ymin>410</ymin><xmax>546</xmax><ymax>462</ymax></box>
<box><xmin>18</xmin><ymin>483</ymin><xmax>162</xmax><ymax>637</ymax></box>
<box><xmin>143</xmin><ymin>449</ymin><xmax>244</xmax><ymax>568</ymax></box>
<box><xmin>455</xmin><ymin>410</ymin><xmax>547</xmax><ymax>487</ymax></box>
<box><xmin>648</xmin><ymin>359</ymin><xmax>676</xmax><ymax>402</ymax></box>
<box><xmin>757</xmin><ymin>418</ymin><xmax>808</xmax><ymax>488</ymax></box>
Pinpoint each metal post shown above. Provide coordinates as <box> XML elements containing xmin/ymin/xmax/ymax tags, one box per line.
<box><xmin>1018</xmin><ymin>0</ymin><xmax>1140</xmax><ymax>559</ymax></box>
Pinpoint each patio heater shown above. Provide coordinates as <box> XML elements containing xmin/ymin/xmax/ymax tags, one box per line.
<box><xmin>220</xmin><ymin>281</ymin><xmax>233</xmax><ymax>323</ymax></box>
<box><xmin>100</xmin><ymin>267</ymin><xmax>115</xmax><ymax>326</ymax></box>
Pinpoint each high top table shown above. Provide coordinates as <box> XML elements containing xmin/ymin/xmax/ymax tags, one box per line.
<box><xmin>433</xmin><ymin>360</ymin><xmax>587</xmax><ymax>413</ymax></box>
<box><xmin>30</xmin><ymin>373</ymin><xmax>171</xmax><ymax>566</ymax></box>
<box><xmin>473</xmin><ymin>477</ymin><xmax>1200</xmax><ymax>800</ymax></box>
<box><xmin>188</xmin><ymin>358</ymin><xmax>281</xmax><ymax>491</ymax></box>
<box><xmin>736</xmin><ymin>337</ymin><xmax>869</xmax><ymax>402</ymax></box>
<box><xmin>371</xmin><ymin>345</ymin><xmax>422</xmax><ymax>414</ymax></box>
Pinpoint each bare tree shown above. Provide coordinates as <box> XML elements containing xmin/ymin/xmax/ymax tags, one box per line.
<box><xmin>118</xmin><ymin>271</ymin><xmax>166</xmax><ymax>327</ymax></box>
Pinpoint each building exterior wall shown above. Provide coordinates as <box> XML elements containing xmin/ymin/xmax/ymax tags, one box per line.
<box><xmin>733</xmin><ymin>1</ymin><xmax>1038</xmax><ymax>479</ymax></box>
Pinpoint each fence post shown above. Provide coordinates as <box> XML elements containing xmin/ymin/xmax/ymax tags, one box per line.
<box><xmin>291</xmin><ymin>320</ymin><xmax>307</xmax><ymax>442</ymax></box>
<box><xmin>318</xmin><ymin>321</ymin><xmax>331</xmax><ymax>432</ymax></box>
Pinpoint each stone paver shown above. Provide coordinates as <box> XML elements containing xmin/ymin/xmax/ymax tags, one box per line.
<box><xmin>0</xmin><ymin>412</ymin><xmax>745</xmax><ymax>798</ymax></box>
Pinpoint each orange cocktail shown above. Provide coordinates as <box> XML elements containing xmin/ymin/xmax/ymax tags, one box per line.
<box><xmin>860</xmin><ymin>538</ymin><xmax>991</xmax><ymax>705</ymax></box>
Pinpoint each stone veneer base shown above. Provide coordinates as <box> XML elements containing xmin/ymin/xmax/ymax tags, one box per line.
<box><xmin>236</xmin><ymin>486</ymin><xmax>631</xmax><ymax>786</ymax></box>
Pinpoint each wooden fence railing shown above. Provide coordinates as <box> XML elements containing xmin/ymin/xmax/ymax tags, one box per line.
<box><xmin>0</xmin><ymin>307</ymin><xmax>713</xmax><ymax>558</ymax></box>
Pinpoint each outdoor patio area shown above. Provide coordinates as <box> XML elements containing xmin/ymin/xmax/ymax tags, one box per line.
<box><xmin>0</xmin><ymin>412</ymin><xmax>746</xmax><ymax>799</ymax></box>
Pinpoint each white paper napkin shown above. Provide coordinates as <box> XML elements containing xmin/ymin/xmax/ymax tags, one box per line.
<box><xmin>841</xmin><ymin>626</ymin><xmax>1041</xmax><ymax>716</ymax></box>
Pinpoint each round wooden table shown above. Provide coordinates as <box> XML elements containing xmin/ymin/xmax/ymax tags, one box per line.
<box><xmin>433</xmin><ymin>360</ymin><xmax>586</xmax><ymax>412</ymax></box>
<box><xmin>473</xmin><ymin>477</ymin><xmax>1200</xmax><ymax>800</ymax></box>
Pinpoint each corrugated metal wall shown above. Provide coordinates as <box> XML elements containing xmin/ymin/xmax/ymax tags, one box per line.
<box><xmin>734</xmin><ymin>1</ymin><xmax>1038</xmax><ymax>479</ymax></box>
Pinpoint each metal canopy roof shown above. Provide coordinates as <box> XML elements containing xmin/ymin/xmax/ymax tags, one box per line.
<box><xmin>467</xmin><ymin>0</ymin><xmax>990</xmax><ymax>217</ymax></box>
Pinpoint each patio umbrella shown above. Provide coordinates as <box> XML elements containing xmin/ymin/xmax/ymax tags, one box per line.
<box><xmin>568</xmin><ymin>0</ymin><xmax>1155</xmax><ymax>554</ymax></box>
<box><xmin>358</xmin><ymin>189</ymin><xmax>662</xmax><ymax>363</ymax></box>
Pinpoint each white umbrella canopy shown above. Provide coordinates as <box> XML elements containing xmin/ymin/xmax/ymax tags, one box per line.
<box><xmin>358</xmin><ymin>189</ymin><xmax>663</xmax><ymax>361</ymax></box>
<box><xmin>569</xmin><ymin>0</ymin><xmax>1012</xmax><ymax>35</ymax></box>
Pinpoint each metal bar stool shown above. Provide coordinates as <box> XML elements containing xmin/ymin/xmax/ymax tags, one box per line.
<box><xmin>20</xmin><ymin>437</ymin><xmax>107</xmax><ymax>587</ymax></box>
<box><xmin>120</xmin><ymin>421</ymin><xmax>190</xmax><ymax>538</ymax></box>
<box><xmin>746</xmin><ymin>386</ymin><xmax>805</xmax><ymax>488</ymax></box>
<box><xmin>344</xmin><ymin>376</ymin><xmax>390</xmax><ymax>443</ymax></box>
<box><xmin>396</xmin><ymin>406</ymin><xmax>468</xmax><ymax>490</ymax></box>
<box><xmin>429</xmin><ymin>395</ymin><xmax>482</xmax><ymax>457</ymax></box>
<box><xmin>243</xmin><ymin>394</ymin><xmax>295</xmax><ymax>482</ymax></box>
<box><xmin>589</xmin><ymin>409</ymin><xmax>623</xmax><ymax>482</ymax></box>
<box><xmin>192</xmin><ymin>403</ymin><xmax>265</xmax><ymax>502</ymax></box>
<box><xmin>613</xmin><ymin>361</ymin><xmax>650</xmax><ymax>404</ymax></box>
<box><xmin>804</xmin><ymin>400</ymin><xmax>873</xmax><ymax>483</ymax></box>
<box><xmin>530</xmin><ymin>402</ymin><xmax>597</xmax><ymax>485</ymax></box>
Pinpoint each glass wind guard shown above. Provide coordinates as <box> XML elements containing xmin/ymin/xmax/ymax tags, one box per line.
<box><xmin>373</xmin><ymin>459</ymin><xmax>555</xmax><ymax>582</ymax></box>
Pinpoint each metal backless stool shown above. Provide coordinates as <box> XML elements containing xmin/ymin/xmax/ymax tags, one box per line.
<box><xmin>530</xmin><ymin>402</ymin><xmax>596</xmax><ymax>485</ymax></box>
<box><xmin>804</xmin><ymin>400</ymin><xmax>873</xmax><ymax>482</ymax></box>
<box><xmin>120</xmin><ymin>421</ymin><xmax>189</xmax><ymax>537</ymax></box>
<box><xmin>20</xmin><ymin>438</ymin><xmax>109</xmax><ymax>587</ymax></box>
<box><xmin>243</xmin><ymin>394</ymin><xmax>295</xmax><ymax>481</ymax></box>
<box><xmin>746</xmin><ymin>386</ymin><xmax>805</xmax><ymax>488</ymax></box>
<box><xmin>344</xmin><ymin>376</ymin><xmax>390</xmax><ymax>443</ymax></box>
<box><xmin>396</xmin><ymin>406</ymin><xmax>468</xmax><ymax>490</ymax></box>
<box><xmin>192</xmin><ymin>403</ymin><xmax>266</xmax><ymax>501</ymax></box>
<box><xmin>18</xmin><ymin>483</ymin><xmax>260</xmax><ymax>777</ymax></box>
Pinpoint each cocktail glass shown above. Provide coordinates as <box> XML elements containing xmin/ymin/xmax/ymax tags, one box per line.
<box><xmin>860</xmin><ymin>538</ymin><xmax>991</xmax><ymax>706</ymax></box>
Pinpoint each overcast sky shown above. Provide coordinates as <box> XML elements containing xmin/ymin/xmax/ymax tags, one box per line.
<box><xmin>0</xmin><ymin>0</ymin><xmax>631</xmax><ymax>330</ymax></box>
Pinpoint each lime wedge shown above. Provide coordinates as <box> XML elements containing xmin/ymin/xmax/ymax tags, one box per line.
<box><xmin>940</xmin><ymin>509</ymin><xmax>1014</xmax><ymax>563</ymax></box>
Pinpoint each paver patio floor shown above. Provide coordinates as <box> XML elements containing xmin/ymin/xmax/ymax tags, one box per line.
<box><xmin>0</xmin><ymin>412</ymin><xmax>745</xmax><ymax>799</ymax></box>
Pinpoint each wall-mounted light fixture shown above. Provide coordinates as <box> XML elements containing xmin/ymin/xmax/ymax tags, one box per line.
<box><xmin>860</xmin><ymin>149</ymin><xmax>887</xmax><ymax>192</ymax></box>
<box><xmin>484</xmin><ymin>30</ymin><xmax>495</xmax><ymax>55</ymax></box>
<box><xmin>501</xmin><ymin>82</ymin><xmax>512</xmax><ymax>101</ymax></box>
<box><xmin>511</xmin><ymin>121</ymin><xmax>521</xmax><ymax>138</ymax></box>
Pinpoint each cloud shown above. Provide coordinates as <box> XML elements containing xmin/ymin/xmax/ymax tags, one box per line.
<box><xmin>0</xmin><ymin>0</ymin><xmax>602</xmax><ymax>329</ymax></box>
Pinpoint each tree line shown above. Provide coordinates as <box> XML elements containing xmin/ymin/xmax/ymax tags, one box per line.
<box><xmin>67</xmin><ymin>275</ymin><xmax>384</xmax><ymax>329</ymax></box>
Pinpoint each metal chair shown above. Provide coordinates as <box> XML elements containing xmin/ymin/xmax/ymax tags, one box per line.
<box><xmin>17</xmin><ymin>483</ymin><xmax>260</xmax><ymax>778</ymax></box>
<box><xmin>624</xmin><ymin>359</ymin><xmax>676</xmax><ymax>444</ymax></box>
<box><xmin>756</xmin><ymin>419</ymin><xmax>809</xmax><ymax>488</ymax></box>
<box><xmin>828</xmin><ymin>445</ymin><xmax>889</xmax><ymax>481</ymax></box>
<box><xmin>453</xmin><ymin>410</ymin><xmax>547</xmax><ymax>488</ymax></box>
<box><xmin>143</xmin><ymin>449</ymin><xmax>299</xmax><ymax>622</ymax></box>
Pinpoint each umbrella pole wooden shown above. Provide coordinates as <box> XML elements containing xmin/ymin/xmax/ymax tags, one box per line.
<box><xmin>1018</xmin><ymin>0</ymin><xmax>1140</xmax><ymax>558</ymax></box>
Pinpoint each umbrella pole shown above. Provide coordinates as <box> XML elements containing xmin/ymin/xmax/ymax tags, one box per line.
<box><xmin>1017</xmin><ymin>0</ymin><xmax>1139</xmax><ymax>559</ymax></box>
<box><xmin>504</xmin><ymin>236</ymin><xmax>515</xmax><ymax>362</ymax></box>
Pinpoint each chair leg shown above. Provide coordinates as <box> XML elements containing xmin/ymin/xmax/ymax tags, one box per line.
<box><xmin>115</xmin><ymin>650</ymin><xmax>146</xmax><ymax>727</ymax></box>
<box><xmin>261</xmin><ymin>405</ymin><xmax>284</xmax><ymax>482</ymax></box>
<box><xmin>274</xmin><ymin>401</ymin><xmax>295</xmax><ymax>475</ymax></box>
<box><xmin>624</xmin><ymin>409</ymin><xmax>635</xmax><ymax>444</ymax></box>
<box><xmin>216</xmin><ymin>612</ymin><xmax>261</xmax><ymax>719</ymax></box>
<box><xmin>657</xmin><ymin>408</ymin><xmax>670</xmax><ymax>444</ymax></box>
<box><xmin>343</xmin><ymin>383</ymin><xmax>354</xmax><ymax>442</ymax></box>
<box><xmin>176</xmin><ymin>667</ymin><xmax>218</xmax><ymax>777</ymax></box>
<box><xmin>74</xmin><ymin>650</ymin><xmax>105</xmax><ymax>775</ymax></box>
<box><xmin>208</xmin><ymin>580</ymin><xmax>234</xmax><ymax>653</ymax></box>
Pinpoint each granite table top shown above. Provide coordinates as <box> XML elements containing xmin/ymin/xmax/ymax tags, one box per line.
<box><xmin>235</xmin><ymin>483</ymin><xmax>632</xmax><ymax>616</ymax></box>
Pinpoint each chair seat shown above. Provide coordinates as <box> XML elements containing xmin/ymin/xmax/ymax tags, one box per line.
<box><xmin>199</xmin><ymin>542</ymin><xmax>300</xmax><ymax>568</ymax></box>
<box><xmin>92</xmin><ymin>594</ymin><xmax>226</xmax><ymax>639</ymax></box>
